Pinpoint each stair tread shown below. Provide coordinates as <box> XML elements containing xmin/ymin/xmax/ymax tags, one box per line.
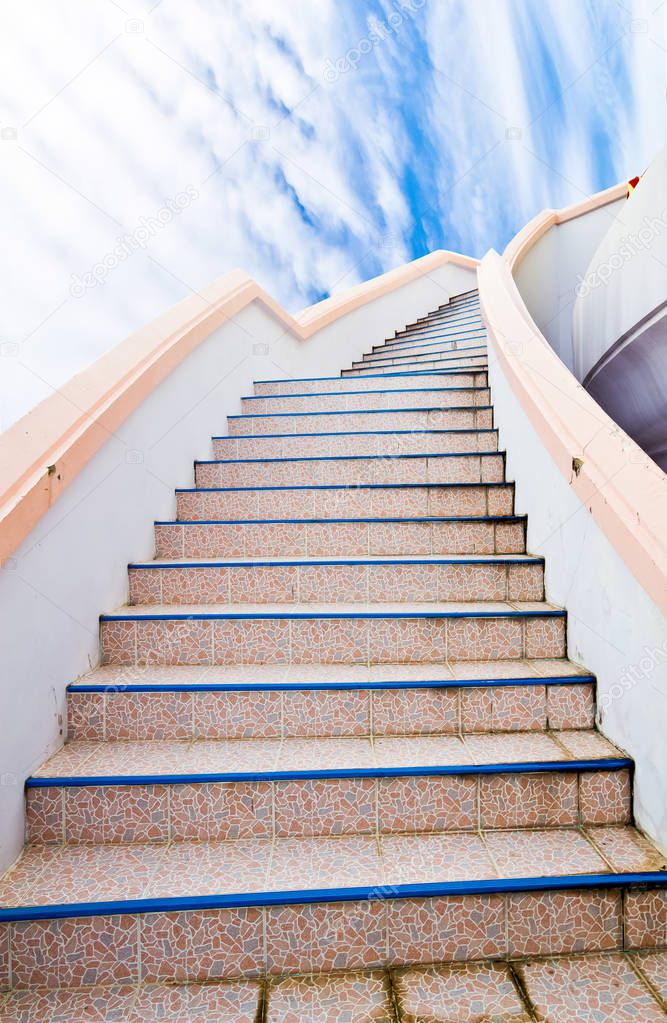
<box><xmin>1</xmin><ymin>826</ymin><xmax>662</xmax><ymax>910</ymax></box>
<box><xmin>32</xmin><ymin>729</ymin><xmax>625</xmax><ymax>780</ymax></box>
<box><xmin>70</xmin><ymin>658</ymin><xmax>592</xmax><ymax>690</ymax></box>
<box><xmin>101</xmin><ymin>599</ymin><xmax>562</xmax><ymax>618</ymax></box>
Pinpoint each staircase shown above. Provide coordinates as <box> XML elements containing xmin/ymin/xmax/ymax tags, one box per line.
<box><xmin>1</xmin><ymin>289</ymin><xmax>665</xmax><ymax>1021</ymax></box>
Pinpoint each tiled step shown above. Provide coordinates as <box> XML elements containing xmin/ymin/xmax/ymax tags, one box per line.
<box><xmin>175</xmin><ymin>482</ymin><xmax>514</xmax><ymax>522</ymax></box>
<box><xmin>227</xmin><ymin>404</ymin><xmax>494</xmax><ymax>436</ymax></box>
<box><xmin>211</xmin><ymin>427</ymin><xmax>499</xmax><ymax>459</ymax></box>
<box><xmin>350</xmin><ymin>348</ymin><xmax>488</xmax><ymax>369</ymax></box>
<box><xmin>359</xmin><ymin>344</ymin><xmax>487</xmax><ymax>366</ymax></box>
<box><xmin>156</xmin><ymin>514</ymin><xmax>526</xmax><ymax>559</ymax></box>
<box><xmin>397</xmin><ymin>307</ymin><xmax>482</xmax><ymax>331</ymax></box>
<box><xmin>239</xmin><ymin>384</ymin><xmax>491</xmax><ymax>415</ymax></box>
<box><xmin>349</xmin><ymin>357</ymin><xmax>488</xmax><ymax>376</ymax></box>
<box><xmin>2</xmin><ymin>830</ymin><xmax>665</xmax><ymax>989</ymax></box>
<box><xmin>99</xmin><ymin>600</ymin><xmax>564</xmax><ymax>665</ymax></box>
<box><xmin>374</xmin><ymin>335</ymin><xmax>486</xmax><ymax>356</ymax></box>
<box><xmin>344</xmin><ymin>361</ymin><xmax>487</xmax><ymax>379</ymax></box>
<box><xmin>343</xmin><ymin>357</ymin><xmax>488</xmax><ymax>375</ymax></box>
<box><xmin>6</xmin><ymin>955</ymin><xmax>666</xmax><ymax>1023</ymax></box>
<box><xmin>67</xmin><ymin>660</ymin><xmax>596</xmax><ymax>741</ymax></box>
<box><xmin>27</xmin><ymin>730</ymin><xmax>632</xmax><ymax>843</ymax></box>
<box><xmin>348</xmin><ymin>357</ymin><xmax>488</xmax><ymax>375</ymax></box>
<box><xmin>127</xmin><ymin>555</ymin><xmax>544</xmax><ymax>606</ymax></box>
<box><xmin>193</xmin><ymin>451</ymin><xmax>506</xmax><ymax>488</ymax></box>
<box><xmin>341</xmin><ymin>364</ymin><xmax>486</xmax><ymax>380</ymax></box>
<box><xmin>252</xmin><ymin>370</ymin><xmax>485</xmax><ymax>395</ymax></box>
<box><xmin>373</xmin><ymin>332</ymin><xmax>487</xmax><ymax>355</ymax></box>
<box><xmin>384</xmin><ymin>329</ymin><xmax>487</xmax><ymax>350</ymax></box>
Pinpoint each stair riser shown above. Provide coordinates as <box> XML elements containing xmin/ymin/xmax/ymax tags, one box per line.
<box><xmin>344</xmin><ymin>361</ymin><xmax>487</xmax><ymax>376</ymax></box>
<box><xmin>386</xmin><ymin>330</ymin><xmax>486</xmax><ymax>350</ymax></box>
<box><xmin>391</xmin><ymin>310</ymin><xmax>481</xmax><ymax>328</ymax></box>
<box><xmin>375</xmin><ymin>336</ymin><xmax>486</xmax><ymax>355</ymax></box>
<box><xmin>194</xmin><ymin>455</ymin><xmax>505</xmax><ymax>489</ymax></box>
<box><xmin>175</xmin><ymin>484</ymin><xmax>514</xmax><ymax>521</ymax></box>
<box><xmin>362</xmin><ymin>344</ymin><xmax>487</xmax><ymax>363</ymax></box>
<box><xmin>253</xmin><ymin>373</ymin><xmax>485</xmax><ymax>395</ymax></box>
<box><xmin>346</xmin><ymin>358</ymin><xmax>487</xmax><ymax>374</ymax></box>
<box><xmin>26</xmin><ymin>766</ymin><xmax>628</xmax><ymax>844</ymax></box>
<box><xmin>228</xmin><ymin>407</ymin><xmax>493</xmax><ymax>436</ymax></box>
<box><xmin>2</xmin><ymin>882</ymin><xmax>659</xmax><ymax>988</ymax></box>
<box><xmin>67</xmin><ymin>682</ymin><xmax>595</xmax><ymax>741</ymax></box>
<box><xmin>156</xmin><ymin>518</ymin><xmax>526</xmax><ymax>559</ymax></box>
<box><xmin>100</xmin><ymin>613</ymin><xmax>565</xmax><ymax>666</ymax></box>
<box><xmin>212</xmin><ymin>430</ymin><xmax>499</xmax><ymax>459</ymax></box>
<box><xmin>240</xmin><ymin>388</ymin><xmax>491</xmax><ymax>415</ymax></box>
<box><xmin>128</xmin><ymin>561</ymin><xmax>544</xmax><ymax>606</ymax></box>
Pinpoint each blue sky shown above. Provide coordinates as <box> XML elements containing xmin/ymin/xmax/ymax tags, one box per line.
<box><xmin>0</xmin><ymin>0</ymin><xmax>665</xmax><ymax>426</ymax></box>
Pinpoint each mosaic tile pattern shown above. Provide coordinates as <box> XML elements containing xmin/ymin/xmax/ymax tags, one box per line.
<box><xmin>266</xmin><ymin>970</ymin><xmax>393</xmax><ymax>1022</ymax></box>
<box><xmin>387</xmin><ymin>894</ymin><xmax>507</xmax><ymax>964</ymax></box>
<box><xmin>100</xmin><ymin>605</ymin><xmax>566</xmax><ymax>666</ymax></box>
<box><xmin>194</xmin><ymin>452</ymin><xmax>505</xmax><ymax>489</ymax></box>
<box><xmin>633</xmin><ymin>949</ymin><xmax>667</xmax><ymax>1000</ymax></box>
<box><xmin>175</xmin><ymin>482</ymin><xmax>515</xmax><ymax>521</ymax></box>
<box><xmin>519</xmin><ymin>953</ymin><xmax>666</xmax><ymax>1022</ymax></box>
<box><xmin>394</xmin><ymin>961</ymin><xmax>530</xmax><ymax>1021</ymax></box>
<box><xmin>507</xmin><ymin>889</ymin><xmax>622</xmax><ymax>956</ymax></box>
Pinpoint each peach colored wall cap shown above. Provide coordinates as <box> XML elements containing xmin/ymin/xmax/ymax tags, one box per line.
<box><xmin>503</xmin><ymin>181</ymin><xmax>627</xmax><ymax>272</ymax></box>
<box><xmin>0</xmin><ymin>250</ymin><xmax>477</xmax><ymax>562</ymax></box>
<box><xmin>480</xmin><ymin>191</ymin><xmax>667</xmax><ymax>614</ymax></box>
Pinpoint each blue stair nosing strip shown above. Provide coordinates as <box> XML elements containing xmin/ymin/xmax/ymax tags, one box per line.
<box><xmin>156</xmin><ymin>514</ymin><xmax>524</xmax><ymax>525</ymax></box>
<box><xmin>211</xmin><ymin>428</ymin><xmax>498</xmax><ymax>440</ymax></box>
<box><xmin>129</xmin><ymin>556</ymin><xmax>543</xmax><ymax>570</ymax></box>
<box><xmin>69</xmin><ymin>673</ymin><xmax>595</xmax><ymax>695</ymax></box>
<box><xmin>1</xmin><ymin>869</ymin><xmax>663</xmax><ymax>923</ymax></box>
<box><xmin>176</xmin><ymin>481</ymin><xmax>512</xmax><ymax>493</ymax></box>
<box><xmin>100</xmin><ymin>608</ymin><xmax>563</xmax><ymax>622</ymax></box>
<box><xmin>194</xmin><ymin>451</ymin><xmax>503</xmax><ymax>466</ymax></box>
<box><xmin>26</xmin><ymin>757</ymin><xmax>631</xmax><ymax>790</ymax></box>
<box><xmin>227</xmin><ymin>404</ymin><xmax>493</xmax><ymax>419</ymax></box>
<box><xmin>241</xmin><ymin>386</ymin><xmax>490</xmax><ymax>401</ymax></box>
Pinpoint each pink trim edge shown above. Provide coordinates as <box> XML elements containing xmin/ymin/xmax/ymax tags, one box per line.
<box><xmin>0</xmin><ymin>250</ymin><xmax>477</xmax><ymax>562</ymax></box>
<box><xmin>479</xmin><ymin>185</ymin><xmax>667</xmax><ymax>616</ymax></box>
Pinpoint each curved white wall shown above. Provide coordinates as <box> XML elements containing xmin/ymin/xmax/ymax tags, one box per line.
<box><xmin>0</xmin><ymin>261</ymin><xmax>476</xmax><ymax>872</ymax></box>
<box><xmin>513</xmin><ymin>199</ymin><xmax>624</xmax><ymax>372</ymax></box>
<box><xmin>572</xmin><ymin>143</ymin><xmax>667</xmax><ymax>469</ymax></box>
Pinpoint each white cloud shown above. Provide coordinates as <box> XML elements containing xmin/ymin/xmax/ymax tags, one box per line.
<box><xmin>0</xmin><ymin>0</ymin><xmax>664</xmax><ymax>427</ymax></box>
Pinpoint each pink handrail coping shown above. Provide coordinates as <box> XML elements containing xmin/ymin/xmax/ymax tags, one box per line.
<box><xmin>479</xmin><ymin>242</ymin><xmax>667</xmax><ymax>615</ymax></box>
